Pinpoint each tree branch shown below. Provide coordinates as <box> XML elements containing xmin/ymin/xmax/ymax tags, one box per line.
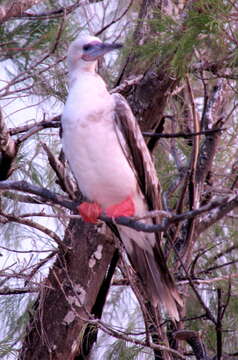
<box><xmin>41</xmin><ymin>142</ymin><xmax>77</xmax><ymax>199</ymax></box>
<box><xmin>0</xmin><ymin>180</ymin><xmax>76</xmax><ymax>210</ymax></box>
<box><xmin>143</xmin><ymin>128</ymin><xmax>224</xmax><ymax>139</ymax></box>
<box><xmin>197</xmin><ymin>193</ymin><xmax>238</xmax><ymax>234</ymax></box>
<box><xmin>0</xmin><ymin>286</ymin><xmax>40</xmax><ymax>295</ymax></box>
<box><xmin>174</xmin><ymin>330</ymin><xmax>209</xmax><ymax>360</ymax></box>
<box><xmin>0</xmin><ymin>0</ymin><xmax>43</xmax><ymax>23</ymax></box>
<box><xmin>0</xmin><ymin>212</ymin><xmax>63</xmax><ymax>247</ymax></box>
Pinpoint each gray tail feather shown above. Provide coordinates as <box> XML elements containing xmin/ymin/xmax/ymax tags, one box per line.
<box><xmin>125</xmin><ymin>240</ymin><xmax>182</xmax><ymax>321</ymax></box>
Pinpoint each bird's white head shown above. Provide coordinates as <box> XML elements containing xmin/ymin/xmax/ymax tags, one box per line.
<box><xmin>67</xmin><ymin>34</ymin><xmax>122</xmax><ymax>73</ymax></box>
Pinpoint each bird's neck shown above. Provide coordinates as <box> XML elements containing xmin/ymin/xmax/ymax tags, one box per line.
<box><xmin>68</xmin><ymin>63</ymin><xmax>99</xmax><ymax>88</ymax></box>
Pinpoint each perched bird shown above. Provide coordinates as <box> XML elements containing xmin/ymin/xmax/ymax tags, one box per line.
<box><xmin>62</xmin><ymin>34</ymin><xmax>182</xmax><ymax>320</ymax></box>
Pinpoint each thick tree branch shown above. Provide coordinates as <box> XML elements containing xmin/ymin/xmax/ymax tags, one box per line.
<box><xmin>0</xmin><ymin>180</ymin><xmax>76</xmax><ymax>210</ymax></box>
<box><xmin>174</xmin><ymin>330</ymin><xmax>209</xmax><ymax>360</ymax></box>
<box><xmin>103</xmin><ymin>196</ymin><xmax>238</xmax><ymax>234</ymax></box>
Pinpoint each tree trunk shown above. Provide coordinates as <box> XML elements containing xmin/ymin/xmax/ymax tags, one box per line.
<box><xmin>19</xmin><ymin>219</ymin><xmax>118</xmax><ymax>359</ymax></box>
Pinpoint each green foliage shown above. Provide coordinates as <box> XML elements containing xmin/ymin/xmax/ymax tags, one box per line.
<box><xmin>104</xmin><ymin>341</ymin><xmax>144</xmax><ymax>360</ymax></box>
<box><xmin>0</xmin><ymin>295</ymin><xmax>33</xmax><ymax>359</ymax></box>
<box><xmin>137</xmin><ymin>0</ymin><xmax>231</xmax><ymax>77</ymax></box>
<box><xmin>0</xmin><ymin>18</ymin><xmax>58</xmax><ymax>63</ymax></box>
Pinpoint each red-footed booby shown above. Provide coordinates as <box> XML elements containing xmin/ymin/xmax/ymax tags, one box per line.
<box><xmin>62</xmin><ymin>35</ymin><xmax>182</xmax><ymax>320</ymax></box>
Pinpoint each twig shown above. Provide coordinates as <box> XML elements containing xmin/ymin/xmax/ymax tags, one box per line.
<box><xmin>94</xmin><ymin>318</ymin><xmax>186</xmax><ymax>360</ymax></box>
<box><xmin>178</xmin><ymin>273</ymin><xmax>238</xmax><ymax>285</ymax></box>
<box><xmin>197</xmin><ymin>259</ymin><xmax>238</xmax><ymax>275</ymax></box>
<box><xmin>25</xmin><ymin>251</ymin><xmax>57</xmax><ymax>286</ymax></box>
<box><xmin>0</xmin><ymin>286</ymin><xmax>40</xmax><ymax>295</ymax></box>
<box><xmin>41</xmin><ymin>142</ymin><xmax>77</xmax><ymax>199</ymax></box>
<box><xmin>0</xmin><ymin>212</ymin><xmax>63</xmax><ymax>247</ymax></box>
<box><xmin>216</xmin><ymin>288</ymin><xmax>222</xmax><ymax>360</ymax></box>
<box><xmin>51</xmin><ymin>9</ymin><xmax>66</xmax><ymax>54</ymax></box>
<box><xmin>182</xmin><ymin>75</ymin><xmax>201</xmax><ymax>264</ymax></box>
<box><xmin>143</xmin><ymin>128</ymin><xmax>224</xmax><ymax>138</ymax></box>
<box><xmin>0</xmin><ymin>244</ymin><xmax>55</xmax><ymax>254</ymax></box>
<box><xmin>11</xmin><ymin>116</ymin><xmax>60</xmax><ymax>136</ymax></box>
<box><xmin>95</xmin><ymin>0</ymin><xmax>134</xmax><ymax>36</ymax></box>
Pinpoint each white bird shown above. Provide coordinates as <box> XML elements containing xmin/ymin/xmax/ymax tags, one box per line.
<box><xmin>62</xmin><ymin>34</ymin><xmax>182</xmax><ymax>320</ymax></box>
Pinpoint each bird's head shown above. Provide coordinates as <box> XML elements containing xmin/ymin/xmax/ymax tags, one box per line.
<box><xmin>67</xmin><ymin>34</ymin><xmax>122</xmax><ymax>73</ymax></box>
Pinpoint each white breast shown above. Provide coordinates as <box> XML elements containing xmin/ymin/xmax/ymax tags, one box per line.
<box><xmin>62</xmin><ymin>72</ymin><xmax>137</xmax><ymax>209</ymax></box>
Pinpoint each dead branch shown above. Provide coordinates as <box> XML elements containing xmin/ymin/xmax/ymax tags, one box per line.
<box><xmin>41</xmin><ymin>142</ymin><xmax>77</xmax><ymax>199</ymax></box>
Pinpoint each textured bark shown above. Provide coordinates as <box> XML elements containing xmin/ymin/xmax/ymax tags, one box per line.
<box><xmin>19</xmin><ymin>219</ymin><xmax>117</xmax><ymax>360</ymax></box>
<box><xmin>174</xmin><ymin>330</ymin><xmax>209</xmax><ymax>360</ymax></box>
<box><xmin>0</xmin><ymin>109</ymin><xmax>18</xmax><ymax>180</ymax></box>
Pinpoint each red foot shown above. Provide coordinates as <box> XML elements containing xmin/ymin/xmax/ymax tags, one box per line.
<box><xmin>105</xmin><ymin>196</ymin><xmax>135</xmax><ymax>218</ymax></box>
<box><xmin>77</xmin><ymin>202</ymin><xmax>102</xmax><ymax>224</ymax></box>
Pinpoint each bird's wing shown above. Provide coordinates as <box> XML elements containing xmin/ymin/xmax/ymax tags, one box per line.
<box><xmin>112</xmin><ymin>93</ymin><xmax>182</xmax><ymax>320</ymax></box>
<box><xmin>112</xmin><ymin>92</ymin><xmax>161</xmax><ymax>214</ymax></box>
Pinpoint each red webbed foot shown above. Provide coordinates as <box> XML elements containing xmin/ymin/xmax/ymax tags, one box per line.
<box><xmin>105</xmin><ymin>196</ymin><xmax>135</xmax><ymax>218</ymax></box>
<box><xmin>77</xmin><ymin>202</ymin><xmax>102</xmax><ymax>224</ymax></box>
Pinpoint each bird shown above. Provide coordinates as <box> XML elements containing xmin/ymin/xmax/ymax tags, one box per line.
<box><xmin>61</xmin><ymin>34</ymin><xmax>182</xmax><ymax>320</ymax></box>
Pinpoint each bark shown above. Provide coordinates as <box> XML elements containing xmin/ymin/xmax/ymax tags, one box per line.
<box><xmin>0</xmin><ymin>109</ymin><xmax>18</xmax><ymax>180</ymax></box>
<box><xmin>19</xmin><ymin>219</ymin><xmax>118</xmax><ymax>360</ymax></box>
<box><xmin>174</xmin><ymin>330</ymin><xmax>209</xmax><ymax>360</ymax></box>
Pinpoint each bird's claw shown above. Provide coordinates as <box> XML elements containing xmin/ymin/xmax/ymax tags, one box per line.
<box><xmin>78</xmin><ymin>202</ymin><xmax>102</xmax><ymax>224</ymax></box>
<box><xmin>78</xmin><ymin>196</ymin><xmax>135</xmax><ymax>223</ymax></box>
<box><xmin>105</xmin><ymin>196</ymin><xmax>135</xmax><ymax>218</ymax></box>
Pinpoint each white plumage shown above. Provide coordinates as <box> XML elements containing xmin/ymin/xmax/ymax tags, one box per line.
<box><xmin>62</xmin><ymin>35</ymin><xmax>181</xmax><ymax>320</ymax></box>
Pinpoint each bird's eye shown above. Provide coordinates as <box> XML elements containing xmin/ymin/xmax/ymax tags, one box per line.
<box><xmin>83</xmin><ymin>44</ymin><xmax>92</xmax><ymax>51</ymax></box>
